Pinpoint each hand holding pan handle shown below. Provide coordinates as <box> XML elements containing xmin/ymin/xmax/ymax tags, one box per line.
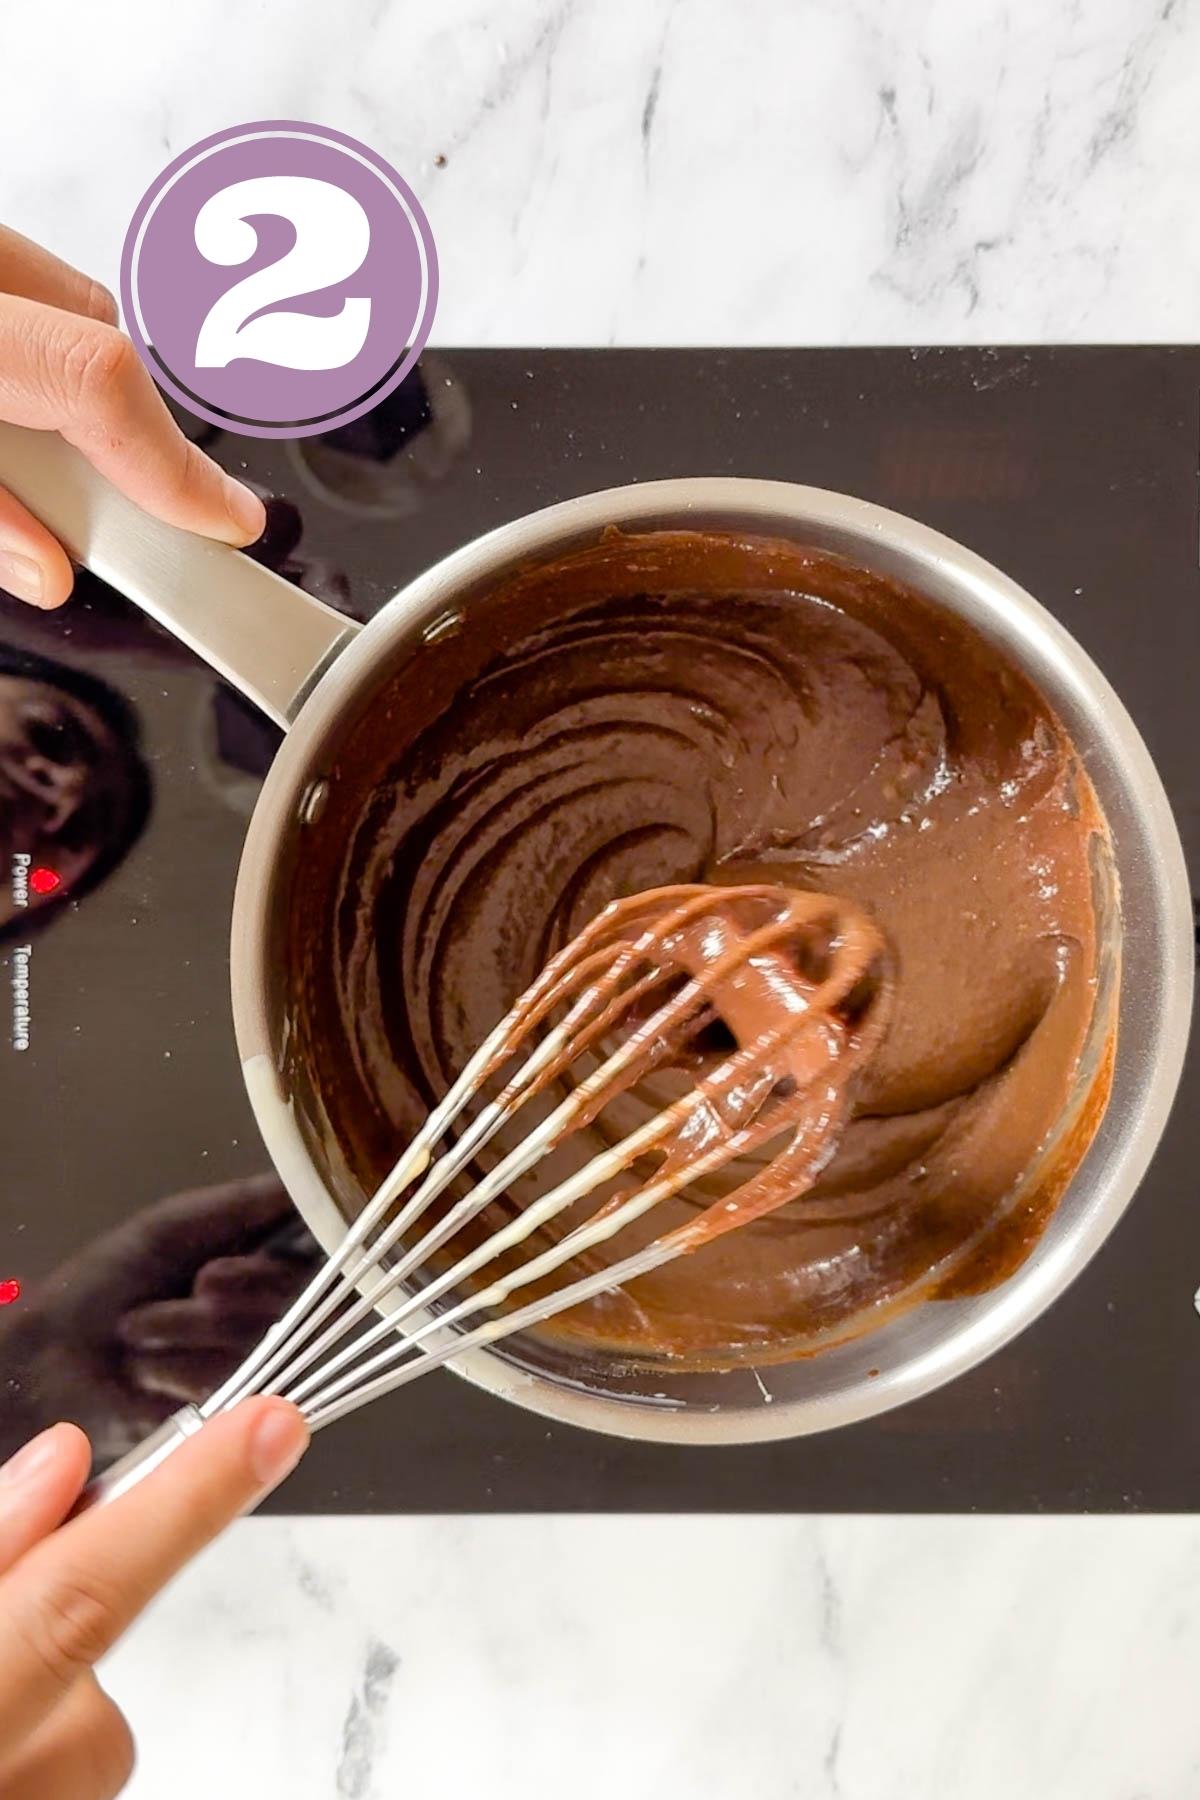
<box><xmin>0</xmin><ymin>419</ymin><xmax>359</xmax><ymax>728</ymax></box>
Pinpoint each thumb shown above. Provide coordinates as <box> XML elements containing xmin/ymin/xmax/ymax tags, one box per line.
<box><xmin>0</xmin><ymin>1398</ymin><xmax>307</xmax><ymax>1744</ymax></box>
<box><xmin>0</xmin><ymin>291</ymin><xmax>265</xmax><ymax>609</ymax></box>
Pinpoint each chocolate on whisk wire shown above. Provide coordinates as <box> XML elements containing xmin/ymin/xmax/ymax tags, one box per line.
<box><xmin>195</xmin><ymin>885</ymin><xmax>891</xmax><ymax>1431</ymax></box>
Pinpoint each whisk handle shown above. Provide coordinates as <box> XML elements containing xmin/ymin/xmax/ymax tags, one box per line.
<box><xmin>73</xmin><ymin>1406</ymin><xmax>206</xmax><ymax>1514</ymax></box>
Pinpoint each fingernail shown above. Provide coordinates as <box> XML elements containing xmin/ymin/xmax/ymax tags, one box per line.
<box><xmin>0</xmin><ymin>1424</ymin><xmax>64</xmax><ymax>1489</ymax></box>
<box><xmin>249</xmin><ymin>1401</ymin><xmax>309</xmax><ymax>1490</ymax></box>
<box><xmin>0</xmin><ymin>549</ymin><xmax>45</xmax><ymax>606</ymax></box>
<box><xmin>223</xmin><ymin>477</ymin><xmax>266</xmax><ymax>543</ymax></box>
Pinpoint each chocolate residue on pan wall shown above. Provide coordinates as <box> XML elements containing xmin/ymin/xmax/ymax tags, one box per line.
<box><xmin>285</xmin><ymin>530</ymin><xmax>1115</xmax><ymax>1365</ymax></box>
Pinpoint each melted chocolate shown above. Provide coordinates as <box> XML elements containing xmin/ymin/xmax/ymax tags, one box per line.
<box><xmin>291</xmin><ymin>530</ymin><xmax>1111</xmax><ymax>1364</ymax></box>
<box><xmin>468</xmin><ymin>884</ymin><xmax>890</xmax><ymax>1269</ymax></box>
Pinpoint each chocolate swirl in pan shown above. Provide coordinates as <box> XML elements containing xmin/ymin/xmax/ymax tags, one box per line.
<box><xmin>291</xmin><ymin>530</ymin><xmax>1110</xmax><ymax>1361</ymax></box>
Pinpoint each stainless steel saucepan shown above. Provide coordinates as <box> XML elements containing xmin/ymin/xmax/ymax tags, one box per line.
<box><xmin>0</xmin><ymin>418</ymin><xmax>1190</xmax><ymax>1444</ymax></box>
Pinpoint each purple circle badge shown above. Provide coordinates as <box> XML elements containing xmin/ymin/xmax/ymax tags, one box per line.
<box><xmin>120</xmin><ymin>120</ymin><xmax>438</xmax><ymax>440</ymax></box>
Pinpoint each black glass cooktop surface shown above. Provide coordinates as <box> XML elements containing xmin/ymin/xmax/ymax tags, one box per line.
<box><xmin>1</xmin><ymin>347</ymin><xmax>1197</xmax><ymax>1513</ymax></box>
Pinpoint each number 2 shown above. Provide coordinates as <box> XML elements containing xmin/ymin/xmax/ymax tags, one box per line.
<box><xmin>194</xmin><ymin>175</ymin><xmax>371</xmax><ymax>371</ymax></box>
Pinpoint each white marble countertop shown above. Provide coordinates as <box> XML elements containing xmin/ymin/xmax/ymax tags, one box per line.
<box><xmin>3</xmin><ymin>1</ymin><xmax>1199</xmax><ymax>1795</ymax></box>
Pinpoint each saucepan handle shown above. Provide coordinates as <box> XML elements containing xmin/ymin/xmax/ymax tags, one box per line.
<box><xmin>0</xmin><ymin>420</ymin><xmax>359</xmax><ymax>729</ymax></box>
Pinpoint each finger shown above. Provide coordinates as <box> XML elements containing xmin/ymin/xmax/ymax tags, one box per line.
<box><xmin>119</xmin><ymin>1297</ymin><xmax>265</xmax><ymax>1354</ymax></box>
<box><xmin>0</xmin><ymin>1397</ymin><xmax>307</xmax><ymax>1743</ymax></box>
<box><xmin>0</xmin><ymin>1673</ymin><xmax>134</xmax><ymax>1800</ymax></box>
<box><xmin>0</xmin><ymin>1425</ymin><xmax>92</xmax><ymax>1576</ymax></box>
<box><xmin>0</xmin><ymin>224</ymin><xmax>118</xmax><ymax>325</ymax></box>
<box><xmin>0</xmin><ymin>482</ymin><xmax>75</xmax><ymax>606</ymax></box>
<box><xmin>126</xmin><ymin>1351</ymin><xmax>262</xmax><ymax>1404</ymax></box>
<box><xmin>43</xmin><ymin>1174</ymin><xmax>295</xmax><ymax>1320</ymax></box>
<box><xmin>119</xmin><ymin>1281</ymin><xmax>303</xmax><ymax>1354</ymax></box>
<box><xmin>122</xmin><ymin>1174</ymin><xmax>295</xmax><ymax>1267</ymax></box>
<box><xmin>0</xmin><ymin>292</ymin><xmax>265</xmax><ymax>564</ymax></box>
<box><xmin>194</xmin><ymin>1251</ymin><xmax>310</xmax><ymax>1301</ymax></box>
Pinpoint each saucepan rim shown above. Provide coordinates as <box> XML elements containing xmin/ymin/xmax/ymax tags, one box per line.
<box><xmin>230</xmin><ymin>477</ymin><xmax>1193</xmax><ymax>1445</ymax></box>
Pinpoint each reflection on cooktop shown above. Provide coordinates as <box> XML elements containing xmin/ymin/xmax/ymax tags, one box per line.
<box><xmin>0</xmin><ymin>348</ymin><xmax>1197</xmax><ymax>1513</ymax></box>
<box><xmin>285</xmin><ymin>352</ymin><xmax>471</xmax><ymax>519</ymax></box>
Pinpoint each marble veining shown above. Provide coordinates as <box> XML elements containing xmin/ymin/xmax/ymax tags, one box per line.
<box><xmin>335</xmin><ymin>1638</ymin><xmax>400</xmax><ymax>1800</ymax></box>
<box><xmin>0</xmin><ymin>0</ymin><xmax>1197</xmax><ymax>345</ymax></box>
<box><xmin>1</xmin><ymin>0</ymin><xmax>1197</xmax><ymax>1794</ymax></box>
<box><xmin>104</xmin><ymin>1516</ymin><xmax>1200</xmax><ymax>1800</ymax></box>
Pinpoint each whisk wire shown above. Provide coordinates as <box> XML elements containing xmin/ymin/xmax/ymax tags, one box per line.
<box><xmin>201</xmin><ymin>885</ymin><xmax>889</xmax><ymax>1434</ymax></box>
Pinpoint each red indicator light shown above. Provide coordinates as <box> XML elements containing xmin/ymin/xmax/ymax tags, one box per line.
<box><xmin>29</xmin><ymin>867</ymin><xmax>61</xmax><ymax>896</ymax></box>
<box><xmin>0</xmin><ymin>1279</ymin><xmax>21</xmax><ymax>1307</ymax></box>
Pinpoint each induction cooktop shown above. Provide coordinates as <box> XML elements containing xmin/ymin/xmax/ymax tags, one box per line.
<box><xmin>1</xmin><ymin>348</ymin><xmax>1197</xmax><ymax>1512</ymax></box>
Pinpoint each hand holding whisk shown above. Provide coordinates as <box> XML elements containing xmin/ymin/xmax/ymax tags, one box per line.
<box><xmin>87</xmin><ymin>883</ymin><xmax>890</xmax><ymax>1503</ymax></box>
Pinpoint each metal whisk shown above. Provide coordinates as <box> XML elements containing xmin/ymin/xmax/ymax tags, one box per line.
<box><xmin>89</xmin><ymin>884</ymin><xmax>889</xmax><ymax>1503</ymax></box>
